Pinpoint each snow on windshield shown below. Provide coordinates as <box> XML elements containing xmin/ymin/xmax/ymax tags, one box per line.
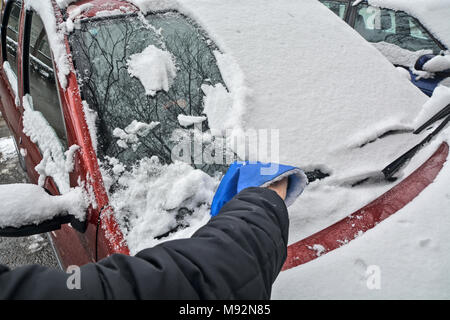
<box><xmin>127</xmin><ymin>45</ymin><xmax>177</xmax><ymax>96</ymax></box>
<box><xmin>104</xmin><ymin>156</ymin><xmax>219</xmax><ymax>253</ymax></box>
<box><xmin>70</xmin><ymin>10</ymin><xmax>239</xmax><ymax>253</ymax></box>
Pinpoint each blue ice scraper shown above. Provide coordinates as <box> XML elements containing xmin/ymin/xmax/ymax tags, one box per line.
<box><xmin>210</xmin><ymin>161</ymin><xmax>308</xmax><ymax>217</ymax></box>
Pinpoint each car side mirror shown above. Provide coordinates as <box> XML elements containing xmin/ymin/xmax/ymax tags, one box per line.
<box><xmin>0</xmin><ymin>184</ymin><xmax>87</xmax><ymax>237</ymax></box>
<box><xmin>414</xmin><ymin>54</ymin><xmax>435</xmax><ymax>71</ymax></box>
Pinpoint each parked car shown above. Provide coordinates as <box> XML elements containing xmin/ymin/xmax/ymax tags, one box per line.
<box><xmin>319</xmin><ymin>0</ymin><xmax>450</xmax><ymax>96</ymax></box>
<box><xmin>0</xmin><ymin>0</ymin><xmax>448</xmax><ymax>298</ymax></box>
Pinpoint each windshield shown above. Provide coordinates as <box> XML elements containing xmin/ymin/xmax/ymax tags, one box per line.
<box><xmin>70</xmin><ymin>12</ymin><xmax>228</xmax><ymax>175</ymax></box>
<box><xmin>354</xmin><ymin>4</ymin><xmax>442</xmax><ymax>54</ymax></box>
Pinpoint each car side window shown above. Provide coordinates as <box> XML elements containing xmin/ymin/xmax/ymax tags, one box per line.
<box><xmin>354</xmin><ymin>4</ymin><xmax>442</xmax><ymax>54</ymax></box>
<box><xmin>25</xmin><ymin>11</ymin><xmax>68</xmax><ymax>148</ymax></box>
<box><xmin>5</xmin><ymin>1</ymin><xmax>19</xmax><ymax>71</ymax></box>
<box><xmin>319</xmin><ymin>0</ymin><xmax>348</xmax><ymax>19</ymax></box>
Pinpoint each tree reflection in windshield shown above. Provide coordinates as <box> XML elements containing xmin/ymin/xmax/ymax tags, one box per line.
<box><xmin>70</xmin><ymin>12</ymin><xmax>228</xmax><ymax>175</ymax></box>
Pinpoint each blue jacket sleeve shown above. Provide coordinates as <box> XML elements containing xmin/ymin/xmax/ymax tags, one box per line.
<box><xmin>0</xmin><ymin>187</ymin><xmax>289</xmax><ymax>299</ymax></box>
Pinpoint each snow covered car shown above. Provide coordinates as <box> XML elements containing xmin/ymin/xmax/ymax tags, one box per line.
<box><xmin>0</xmin><ymin>0</ymin><xmax>449</xmax><ymax>298</ymax></box>
<box><xmin>319</xmin><ymin>0</ymin><xmax>450</xmax><ymax>96</ymax></box>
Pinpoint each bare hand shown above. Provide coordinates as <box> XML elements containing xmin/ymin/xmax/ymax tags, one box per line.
<box><xmin>267</xmin><ymin>178</ymin><xmax>288</xmax><ymax>200</ymax></box>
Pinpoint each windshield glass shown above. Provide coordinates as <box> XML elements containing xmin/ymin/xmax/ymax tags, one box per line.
<box><xmin>70</xmin><ymin>12</ymin><xmax>228</xmax><ymax>174</ymax></box>
<box><xmin>354</xmin><ymin>4</ymin><xmax>442</xmax><ymax>54</ymax></box>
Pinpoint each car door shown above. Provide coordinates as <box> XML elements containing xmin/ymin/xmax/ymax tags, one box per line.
<box><xmin>19</xmin><ymin>4</ymin><xmax>98</xmax><ymax>268</ymax></box>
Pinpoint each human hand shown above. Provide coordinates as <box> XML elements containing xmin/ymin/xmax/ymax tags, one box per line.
<box><xmin>267</xmin><ymin>177</ymin><xmax>288</xmax><ymax>200</ymax></box>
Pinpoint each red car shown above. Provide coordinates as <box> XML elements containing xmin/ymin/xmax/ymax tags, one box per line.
<box><xmin>0</xmin><ymin>0</ymin><xmax>448</xmax><ymax>275</ymax></box>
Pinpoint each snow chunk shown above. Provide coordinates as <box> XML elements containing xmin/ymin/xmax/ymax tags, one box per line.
<box><xmin>127</xmin><ymin>45</ymin><xmax>177</xmax><ymax>96</ymax></box>
<box><xmin>177</xmin><ymin>114</ymin><xmax>206</xmax><ymax>127</ymax></box>
<box><xmin>308</xmin><ymin>244</ymin><xmax>326</xmax><ymax>257</ymax></box>
<box><xmin>22</xmin><ymin>95</ymin><xmax>75</xmax><ymax>193</ymax></box>
<box><xmin>0</xmin><ymin>184</ymin><xmax>87</xmax><ymax>228</ymax></box>
<box><xmin>64</xmin><ymin>144</ymin><xmax>80</xmax><ymax>173</ymax></box>
<box><xmin>106</xmin><ymin>157</ymin><xmax>219</xmax><ymax>254</ymax></box>
<box><xmin>113</xmin><ymin>120</ymin><xmax>160</xmax><ymax>150</ymax></box>
<box><xmin>423</xmin><ymin>55</ymin><xmax>450</xmax><ymax>73</ymax></box>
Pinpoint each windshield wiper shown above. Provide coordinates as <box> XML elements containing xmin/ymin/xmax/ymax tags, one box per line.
<box><xmin>414</xmin><ymin>103</ymin><xmax>450</xmax><ymax>134</ymax></box>
<box><xmin>351</xmin><ymin>103</ymin><xmax>450</xmax><ymax>186</ymax></box>
<box><xmin>382</xmin><ymin>112</ymin><xmax>450</xmax><ymax>180</ymax></box>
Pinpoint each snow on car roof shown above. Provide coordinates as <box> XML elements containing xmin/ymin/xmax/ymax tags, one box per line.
<box><xmin>369</xmin><ymin>0</ymin><xmax>450</xmax><ymax>49</ymax></box>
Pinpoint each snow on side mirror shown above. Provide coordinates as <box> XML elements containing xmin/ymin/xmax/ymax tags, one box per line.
<box><xmin>0</xmin><ymin>184</ymin><xmax>88</xmax><ymax>237</ymax></box>
<box><xmin>414</xmin><ymin>54</ymin><xmax>435</xmax><ymax>71</ymax></box>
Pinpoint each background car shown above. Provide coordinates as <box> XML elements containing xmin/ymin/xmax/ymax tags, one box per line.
<box><xmin>319</xmin><ymin>0</ymin><xmax>450</xmax><ymax>96</ymax></box>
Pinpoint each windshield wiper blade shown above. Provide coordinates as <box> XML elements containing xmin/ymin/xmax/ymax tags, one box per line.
<box><xmin>414</xmin><ymin>103</ymin><xmax>450</xmax><ymax>134</ymax></box>
<box><xmin>382</xmin><ymin>113</ymin><xmax>450</xmax><ymax>180</ymax></box>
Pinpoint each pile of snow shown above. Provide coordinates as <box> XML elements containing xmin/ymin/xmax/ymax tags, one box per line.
<box><xmin>369</xmin><ymin>0</ymin><xmax>450</xmax><ymax>49</ymax></box>
<box><xmin>22</xmin><ymin>95</ymin><xmax>78</xmax><ymax>194</ymax></box>
<box><xmin>113</xmin><ymin>120</ymin><xmax>160</xmax><ymax>150</ymax></box>
<box><xmin>127</xmin><ymin>45</ymin><xmax>177</xmax><ymax>96</ymax></box>
<box><xmin>0</xmin><ymin>136</ymin><xmax>16</xmax><ymax>163</ymax></box>
<box><xmin>372</xmin><ymin>42</ymin><xmax>432</xmax><ymax>68</ymax></box>
<box><xmin>423</xmin><ymin>54</ymin><xmax>450</xmax><ymax>73</ymax></box>
<box><xmin>0</xmin><ymin>184</ymin><xmax>87</xmax><ymax>228</ymax></box>
<box><xmin>103</xmin><ymin>156</ymin><xmax>219</xmax><ymax>254</ymax></box>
